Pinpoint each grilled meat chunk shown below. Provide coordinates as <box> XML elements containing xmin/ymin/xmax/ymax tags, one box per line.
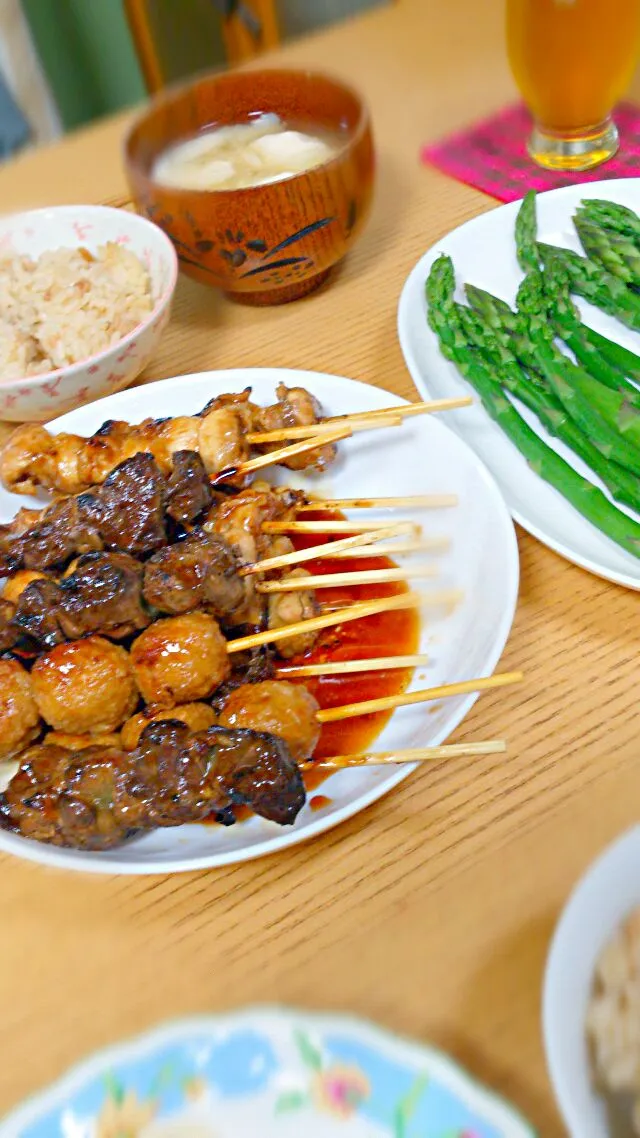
<box><xmin>12</xmin><ymin>578</ymin><xmax>65</xmax><ymax>650</ymax></box>
<box><xmin>0</xmin><ymin>453</ymin><xmax>167</xmax><ymax>574</ymax></box>
<box><xmin>165</xmin><ymin>450</ymin><xmax>213</xmax><ymax>525</ymax></box>
<box><xmin>57</xmin><ymin>552</ymin><xmax>150</xmax><ymax>640</ymax></box>
<box><xmin>142</xmin><ymin>530</ymin><xmax>246</xmax><ymax>621</ymax></box>
<box><xmin>78</xmin><ymin>452</ymin><xmax>166</xmax><ymax>557</ymax></box>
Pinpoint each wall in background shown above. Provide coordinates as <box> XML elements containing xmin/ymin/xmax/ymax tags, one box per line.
<box><xmin>20</xmin><ymin>0</ymin><xmax>388</xmax><ymax>134</ymax></box>
<box><xmin>22</xmin><ymin>0</ymin><xmax>147</xmax><ymax>130</ymax></box>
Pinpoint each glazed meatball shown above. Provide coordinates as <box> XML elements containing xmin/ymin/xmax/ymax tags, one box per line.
<box><xmin>3</xmin><ymin>569</ymin><xmax>49</xmax><ymax>605</ymax></box>
<box><xmin>121</xmin><ymin>701</ymin><xmax>216</xmax><ymax>750</ymax></box>
<box><xmin>0</xmin><ymin>657</ymin><xmax>41</xmax><ymax>759</ymax></box>
<box><xmin>31</xmin><ymin>636</ymin><xmax>138</xmax><ymax>734</ymax></box>
<box><xmin>217</xmin><ymin>680</ymin><xmax>320</xmax><ymax>763</ymax></box>
<box><xmin>130</xmin><ymin>612</ymin><xmax>230</xmax><ymax>708</ymax></box>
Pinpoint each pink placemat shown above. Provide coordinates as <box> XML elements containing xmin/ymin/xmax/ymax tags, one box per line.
<box><xmin>422</xmin><ymin>102</ymin><xmax>640</xmax><ymax>202</ymax></box>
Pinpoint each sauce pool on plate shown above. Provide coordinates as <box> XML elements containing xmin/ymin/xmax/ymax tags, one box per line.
<box><xmin>286</xmin><ymin>510</ymin><xmax>420</xmax><ymax>771</ymax></box>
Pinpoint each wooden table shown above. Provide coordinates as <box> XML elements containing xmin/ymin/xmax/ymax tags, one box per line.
<box><xmin>1</xmin><ymin>2</ymin><xmax>639</xmax><ymax>1133</ymax></box>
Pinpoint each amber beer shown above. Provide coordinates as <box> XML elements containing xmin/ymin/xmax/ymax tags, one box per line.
<box><xmin>507</xmin><ymin>0</ymin><xmax>640</xmax><ymax>170</ymax></box>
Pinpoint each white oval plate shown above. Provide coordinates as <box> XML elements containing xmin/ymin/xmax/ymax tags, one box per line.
<box><xmin>0</xmin><ymin>368</ymin><xmax>518</xmax><ymax>874</ymax></box>
<box><xmin>398</xmin><ymin>177</ymin><xmax>640</xmax><ymax>590</ymax></box>
<box><xmin>0</xmin><ymin>1006</ymin><xmax>535</xmax><ymax>1137</ymax></box>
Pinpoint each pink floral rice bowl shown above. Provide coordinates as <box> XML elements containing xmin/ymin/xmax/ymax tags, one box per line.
<box><xmin>0</xmin><ymin>205</ymin><xmax>177</xmax><ymax>422</ymax></box>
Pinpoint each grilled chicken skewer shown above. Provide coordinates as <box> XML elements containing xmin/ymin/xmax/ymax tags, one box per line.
<box><xmin>0</xmin><ymin>385</ymin><xmax>338</xmax><ymax>497</ymax></box>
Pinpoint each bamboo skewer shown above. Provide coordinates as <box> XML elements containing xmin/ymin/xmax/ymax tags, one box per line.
<box><xmin>247</xmin><ymin>414</ymin><xmax>403</xmax><ymax>444</ymax></box>
<box><xmin>227</xmin><ymin>589</ymin><xmax>460</xmax><ymax>654</ymax></box>
<box><xmin>212</xmin><ymin>426</ymin><xmax>351</xmax><ymax>484</ymax></box>
<box><xmin>302</xmin><ymin>740</ymin><xmax>506</xmax><ymax>770</ymax></box>
<box><xmin>316</xmin><ymin>671</ymin><xmax>524</xmax><ymax>723</ymax></box>
<box><xmin>324</xmin><ymin>396</ymin><xmax>473</xmax><ymax>426</ymax></box>
<box><xmin>326</xmin><ymin>537</ymin><xmax>450</xmax><ymax>559</ymax></box>
<box><xmin>262</xmin><ymin>519</ymin><xmax>421</xmax><ymax>535</ymax></box>
<box><xmin>277</xmin><ymin>654</ymin><xmax>430</xmax><ymax>678</ymax></box>
<box><xmin>258</xmin><ymin>565</ymin><xmax>437</xmax><ymax>593</ymax></box>
<box><xmin>246</xmin><ymin>398</ymin><xmax>472</xmax><ymax>445</ymax></box>
<box><xmin>296</xmin><ymin>495</ymin><xmax>458</xmax><ymax>511</ymax></box>
<box><xmin>240</xmin><ymin>522</ymin><xmax>419</xmax><ymax>576</ymax></box>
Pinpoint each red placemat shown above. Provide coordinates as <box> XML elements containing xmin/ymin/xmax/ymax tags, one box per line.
<box><xmin>422</xmin><ymin>102</ymin><xmax>640</xmax><ymax>202</ymax></box>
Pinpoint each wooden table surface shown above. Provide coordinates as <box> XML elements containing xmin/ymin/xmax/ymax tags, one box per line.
<box><xmin>1</xmin><ymin>1</ymin><xmax>639</xmax><ymax>1133</ymax></box>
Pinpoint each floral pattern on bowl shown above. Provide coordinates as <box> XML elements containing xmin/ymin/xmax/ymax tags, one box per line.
<box><xmin>0</xmin><ymin>1008</ymin><xmax>535</xmax><ymax>1138</ymax></box>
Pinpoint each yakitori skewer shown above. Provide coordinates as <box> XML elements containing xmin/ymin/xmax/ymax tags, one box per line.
<box><xmin>276</xmin><ymin>654</ymin><xmax>430</xmax><ymax>678</ymax></box>
<box><xmin>316</xmin><ymin>671</ymin><xmax>524</xmax><ymax>723</ymax></box>
<box><xmin>305</xmin><ymin>740</ymin><xmax>506</xmax><ymax>770</ymax></box>
<box><xmin>247</xmin><ymin>413</ymin><xmax>404</xmax><ymax>443</ymax></box>
<box><xmin>0</xmin><ymin>739</ymin><xmax>504</xmax><ymax>796</ymax></box>
<box><xmin>296</xmin><ymin>495</ymin><xmax>458</xmax><ymax>511</ymax></box>
<box><xmin>228</xmin><ymin>589</ymin><xmax>461</xmax><ymax>653</ymax></box>
<box><xmin>257</xmin><ymin>565</ymin><xmax>437</xmax><ymax>593</ymax></box>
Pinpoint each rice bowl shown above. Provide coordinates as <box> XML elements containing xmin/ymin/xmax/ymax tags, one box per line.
<box><xmin>0</xmin><ymin>205</ymin><xmax>177</xmax><ymax>422</ymax></box>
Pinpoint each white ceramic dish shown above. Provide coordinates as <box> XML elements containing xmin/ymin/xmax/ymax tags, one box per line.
<box><xmin>543</xmin><ymin>825</ymin><xmax>640</xmax><ymax>1138</ymax></box>
<box><xmin>0</xmin><ymin>204</ymin><xmax>177</xmax><ymax>421</ymax></box>
<box><xmin>0</xmin><ymin>1006</ymin><xmax>535</xmax><ymax>1137</ymax></box>
<box><xmin>398</xmin><ymin>177</ymin><xmax>640</xmax><ymax>591</ymax></box>
<box><xmin>0</xmin><ymin>367</ymin><xmax>519</xmax><ymax>874</ymax></box>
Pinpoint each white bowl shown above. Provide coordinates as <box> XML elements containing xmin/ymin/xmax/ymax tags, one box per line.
<box><xmin>543</xmin><ymin>825</ymin><xmax>640</xmax><ymax>1138</ymax></box>
<box><xmin>0</xmin><ymin>204</ymin><xmax>178</xmax><ymax>421</ymax></box>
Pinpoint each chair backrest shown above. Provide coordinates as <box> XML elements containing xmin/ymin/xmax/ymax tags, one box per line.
<box><xmin>124</xmin><ymin>0</ymin><xmax>280</xmax><ymax>93</ymax></box>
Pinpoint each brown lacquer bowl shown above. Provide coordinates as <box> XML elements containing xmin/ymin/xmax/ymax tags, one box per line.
<box><xmin>124</xmin><ymin>69</ymin><xmax>375</xmax><ymax>305</ymax></box>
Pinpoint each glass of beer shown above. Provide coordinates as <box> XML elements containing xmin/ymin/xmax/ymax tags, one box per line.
<box><xmin>507</xmin><ymin>0</ymin><xmax>640</xmax><ymax>171</ymax></box>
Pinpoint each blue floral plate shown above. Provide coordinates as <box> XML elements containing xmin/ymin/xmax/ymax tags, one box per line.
<box><xmin>0</xmin><ymin>1008</ymin><xmax>535</xmax><ymax>1138</ymax></box>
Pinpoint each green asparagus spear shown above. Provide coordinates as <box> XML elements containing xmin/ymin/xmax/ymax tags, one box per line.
<box><xmin>574</xmin><ymin>215</ymin><xmax>640</xmax><ymax>288</ymax></box>
<box><xmin>576</xmin><ymin>199</ymin><xmax>640</xmax><ymax>243</ymax></box>
<box><xmin>425</xmin><ymin>255</ymin><xmax>640</xmax><ymax>559</ymax></box>
<box><xmin>514</xmin><ymin>273</ymin><xmax>640</xmax><ymax>476</ymax></box>
<box><xmin>515</xmin><ymin>191</ymin><xmax>540</xmax><ymax>274</ymax></box>
<box><xmin>543</xmin><ymin>257</ymin><xmax>640</xmax><ymax>403</ymax></box>
<box><xmin>538</xmin><ymin>243</ymin><xmax>640</xmax><ymax>331</ymax></box>
<box><xmin>456</xmin><ymin>304</ymin><xmax>640</xmax><ymax>512</ymax></box>
<box><xmin>468</xmin><ymin>269</ymin><xmax>640</xmax><ymax>386</ymax></box>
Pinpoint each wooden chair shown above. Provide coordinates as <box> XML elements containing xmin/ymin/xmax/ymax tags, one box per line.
<box><xmin>124</xmin><ymin>0</ymin><xmax>280</xmax><ymax>93</ymax></box>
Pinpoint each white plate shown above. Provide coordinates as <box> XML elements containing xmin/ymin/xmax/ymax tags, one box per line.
<box><xmin>398</xmin><ymin>177</ymin><xmax>640</xmax><ymax>590</ymax></box>
<box><xmin>0</xmin><ymin>368</ymin><xmax>518</xmax><ymax>874</ymax></box>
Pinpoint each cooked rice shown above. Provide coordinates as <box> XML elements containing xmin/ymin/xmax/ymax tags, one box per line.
<box><xmin>0</xmin><ymin>243</ymin><xmax>153</xmax><ymax>380</ymax></box>
<box><xmin>587</xmin><ymin>907</ymin><xmax>640</xmax><ymax>1130</ymax></box>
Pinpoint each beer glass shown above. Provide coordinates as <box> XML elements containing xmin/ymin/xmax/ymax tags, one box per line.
<box><xmin>507</xmin><ymin>0</ymin><xmax>640</xmax><ymax>171</ymax></box>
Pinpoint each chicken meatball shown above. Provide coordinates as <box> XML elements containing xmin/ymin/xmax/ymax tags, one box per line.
<box><xmin>121</xmin><ymin>701</ymin><xmax>216</xmax><ymax>750</ymax></box>
<box><xmin>31</xmin><ymin>636</ymin><xmax>138</xmax><ymax>734</ymax></box>
<box><xmin>0</xmin><ymin>657</ymin><xmax>41</xmax><ymax>759</ymax></box>
<box><xmin>130</xmin><ymin>612</ymin><xmax>230</xmax><ymax>708</ymax></box>
<box><xmin>217</xmin><ymin>680</ymin><xmax>320</xmax><ymax>763</ymax></box>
